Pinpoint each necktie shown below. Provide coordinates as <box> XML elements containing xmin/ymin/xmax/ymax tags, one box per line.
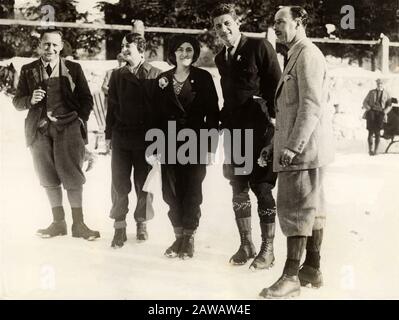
<box><xmin>46</xmin><ymin>64</ymin><xmax>52</xmax><ymax>77</ymax></box>
<box><xmin>226</xmin><ymin>46</ymin><xmax>233</xmax><ymax>62</ymax></box>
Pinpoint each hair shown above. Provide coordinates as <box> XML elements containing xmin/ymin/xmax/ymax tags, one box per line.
<box><xmin>167</xmin><ymin>34</ymin><xmax>201</xmax><ymax>66</ymax></box>
<box><xmin>123</xmin><ymin>32</ymin><xmax>146</xmax><ymax>53</ymax></box>
<box><xmin>211</xmin><ymin>3</ymin><xmax>238</xmax><ymax>20</ymax></box>
<box><xmin>288</xmin><ymin>6</ymin><xmax>309</xmax><ymax>28</ymax></box>
<box><xmin>40</xmin><ymin>29</ymin><xmax>63</xmax><ymax>41</ymax></box>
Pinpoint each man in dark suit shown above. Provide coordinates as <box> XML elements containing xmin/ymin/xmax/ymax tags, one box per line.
<box><xmin>105</xmin><ymin>33</ymin><xmax>162</xmax><ymax>248</ymax></box>
<box><xmin>13</xmin><ymin>29</ymin><xmax>100</xmax><ymax>240</ymax></box>
<box><xmin>212</xmin><ymin>3</ymin><xmax>281</xmax><ymax>269</ymax></box>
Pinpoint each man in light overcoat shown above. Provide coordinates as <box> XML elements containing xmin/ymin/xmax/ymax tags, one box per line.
<box><xmin>259</xmin><ymin>6</ymin><xmax>334</xmax><ymax>299</ymax></box>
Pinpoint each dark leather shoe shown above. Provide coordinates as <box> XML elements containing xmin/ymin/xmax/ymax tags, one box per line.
<box><xmin>230</xmin><ymin>242</ymin><xmax>256</xmax><ymax>265</ymax></box>
<box><xmin>165</xmin><ymin>237</ymin><xmax>183</xmax><ymax>258</ymax></box>
<box><xmin>37</xmin><ymin>221</ymin><xmax>67</xmax><ymax>238</ymax></box>
<box><xmin>250</xmin><ymin>223</ymin><xmax>275</xmax><ymax>270</ymax></box>
<box><xmin>136</xmin><ymin>222</ymin><xmax>148</xmax><ymax>241</ymax></box>
<box><xmin>249</xmin><ymin>239</ymin><xmax>274</xmax><ymax>270</ymax></box>
<box><xmin>298</xmin><ymin>265</ymin><xmax>323</xmax><ymax>288</ymax></box>
<box><xmin>179</xmin><ymin>235</ymin><xmax>194</xmax><ymax>260</ymax></box>
<box><xmin>72</xmin><ymin>222</ymin><xmax>100</xmax><ymax>241</ymax></box>
<box><xmin>111</xmin><ymin>228</ymin><xmax>127</xmax><ymax>248</ymax></box>
<box><xmin>259</xmin><ymin>274</ymin><xmax>300</xmax><ymax>299</ymax></box>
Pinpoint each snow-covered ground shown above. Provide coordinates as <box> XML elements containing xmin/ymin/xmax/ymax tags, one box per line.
<box><xmin>1</xmin><ymin>60</ymin><xmax>399</xmax><ymax>299</ymax></box>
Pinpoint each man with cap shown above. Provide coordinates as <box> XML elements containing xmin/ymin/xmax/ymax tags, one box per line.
<box><xmin>363</xmin><ymin>78</ymin><xmax>392</xmax><ymax>155</ymax></box>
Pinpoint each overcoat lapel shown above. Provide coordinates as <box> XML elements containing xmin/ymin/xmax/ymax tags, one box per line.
<box><xmin>183</xmin><ymin>69</ymin><xmax>197</xmax><ymax>111</ymax></box>
<box><xmin>275</xmin><ymin>39</ymin><xmax>308</xmax><ymax>103</ymax></box>
<box><xmin>231</xmin><ymin>35</ymin><xmax>248</xmax><ymax>61</ymax></box>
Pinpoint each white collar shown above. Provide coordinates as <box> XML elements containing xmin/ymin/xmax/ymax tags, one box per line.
<box><xmin>41</xmin><ymin>57</ymin><xmax>59</xmax><ymax>71</ymax></box>
<box><xmin>127</xmin><ymin>60</ymin><xmax>144</xmax><ymax>75</ymax></box>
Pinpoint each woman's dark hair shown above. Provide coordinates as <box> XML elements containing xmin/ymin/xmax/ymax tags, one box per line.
<box><xmin>124</xmin><ymin>32</ymin><xmax>146</xmax><ymax>53</ymax></box>
<box><xmin>167</xmin><ymin>34</ymin><xmax>201</xmax><ymax>66</ymax></box>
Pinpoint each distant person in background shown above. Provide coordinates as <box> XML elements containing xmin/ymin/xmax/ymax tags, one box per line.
<box><xmin>131</xmin><ymin>19</ymin><xmax>145</xmax><ymax>37</ymax></box>
<box><xmin>101</xmin><ymin>53</ymin><xmax>126</xmax><ymax>97</ymax></box>
<box><xmin>105</xmin><ymin>33</ymin><xmax>161</xmax><ymax>248</ymax></box>
<box><xmin>362</xmin><ymin>78</ymin><xmax>392</xmax><ymax>155</ymax></box>
<box><xmin>89</xmin><ymin>53</ymin><xmax>125</xmax><ymax>154</ymax></box>
<box><xmin>12</xmin><ymin>29</ymin><xmax>100</xmax><ymax>240</ymax></box>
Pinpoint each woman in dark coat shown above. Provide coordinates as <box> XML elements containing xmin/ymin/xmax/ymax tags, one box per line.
<box><xmin>155</xmin><ymin>35</ymin><xmax>220</xmax><ymax>259</ymax></box>
<box><xmin>105</xmin><ymin>33</ymin><xmax>161</xmax><ymax>248</ymax></box>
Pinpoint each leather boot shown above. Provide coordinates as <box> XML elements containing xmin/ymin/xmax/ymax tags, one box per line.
<box><xmin>37</xmin><ymin>207</ymin><xmax>67</xmax><ymax>238</ymax></box>
<box><xmin>230</xmin><ymin>217</ymin><xmax>256</xmax><ymax>265</ymax></box>
<box><xmin>165</xmin><ymin>227</ymin><xmax>183</xmax><ymax>258</ymax></box>
<box><xmin>111</xmin><ymin>220</ymin><xmax>127</xmax><ymax>248</ymax></box>
<box><xmin>299</xmin><ymin>229</ymin><xmax>323</xmax><ymax>288</ymax></box>
<box><xmin>259</xmin><ymin>236</ymin><xmax>306</xmax><ymax>299</ymax></box>
<box><xmin>71</xmin><ymin>207</ymin><xmax>100</xmax><ymax>241</ymax></box>
<box><xmin>179</xmin><ymin>229</ymin><xmax>195</xmax><ymax>260</ymax></box>
<box><xmin>37</xmin><ymin>221</ymin><xmax>67</xmax><ymax>238</ymax></box>
<box><xmin>136</xmin><ymin>221</ymin><xmax>148</xmax><ymax>241</ymax></box>
<box><xmin>249</xmin><ymin>222</ymin><xmax>275</xmax><ymax>270</ymax></box>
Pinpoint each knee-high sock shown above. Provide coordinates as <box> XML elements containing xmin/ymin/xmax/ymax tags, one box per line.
<box><xmin>304</xmin><ymin>229</ymin><xmax>323</xmax><ymax>269</ymax></box>
<box><xmin>45</xmin><ymin>185</ymin><xmax>63</xmax><ymax>208</ymax></box>
<box><xmin>67</xmin><ymin>188</ymin><xmax>83</xmax><ymax>208</ymax></box>
<box><xmin>283</xmin><ymin>236</ymin><xmax>307</xmax><ymax>276</ymax></box>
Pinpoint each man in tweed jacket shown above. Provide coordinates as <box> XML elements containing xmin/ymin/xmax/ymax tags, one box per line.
<box><xmin>259</xmin><ymin>6</ymin><xmax>334</xmax><ymax>299</ymax></box>
<box><xmin>13</xmin><ymin>29</ymin><xmax>100</xmax><ymax>240</ymax></box>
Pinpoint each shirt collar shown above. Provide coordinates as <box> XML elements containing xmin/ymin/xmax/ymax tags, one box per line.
<box><xmin>127</xmin><ymin>59</ymin><xmax>144</xmax><ymax>75</ymax></box>
<box><xmin>287</xmin><ymin>37</ymin><xmax>306</xmax><ymax>60</ymax></box>
<box><xmin>41</xmin><ymin>57</ymin><xmax>59</xmax><ymax>71</ymax></box>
